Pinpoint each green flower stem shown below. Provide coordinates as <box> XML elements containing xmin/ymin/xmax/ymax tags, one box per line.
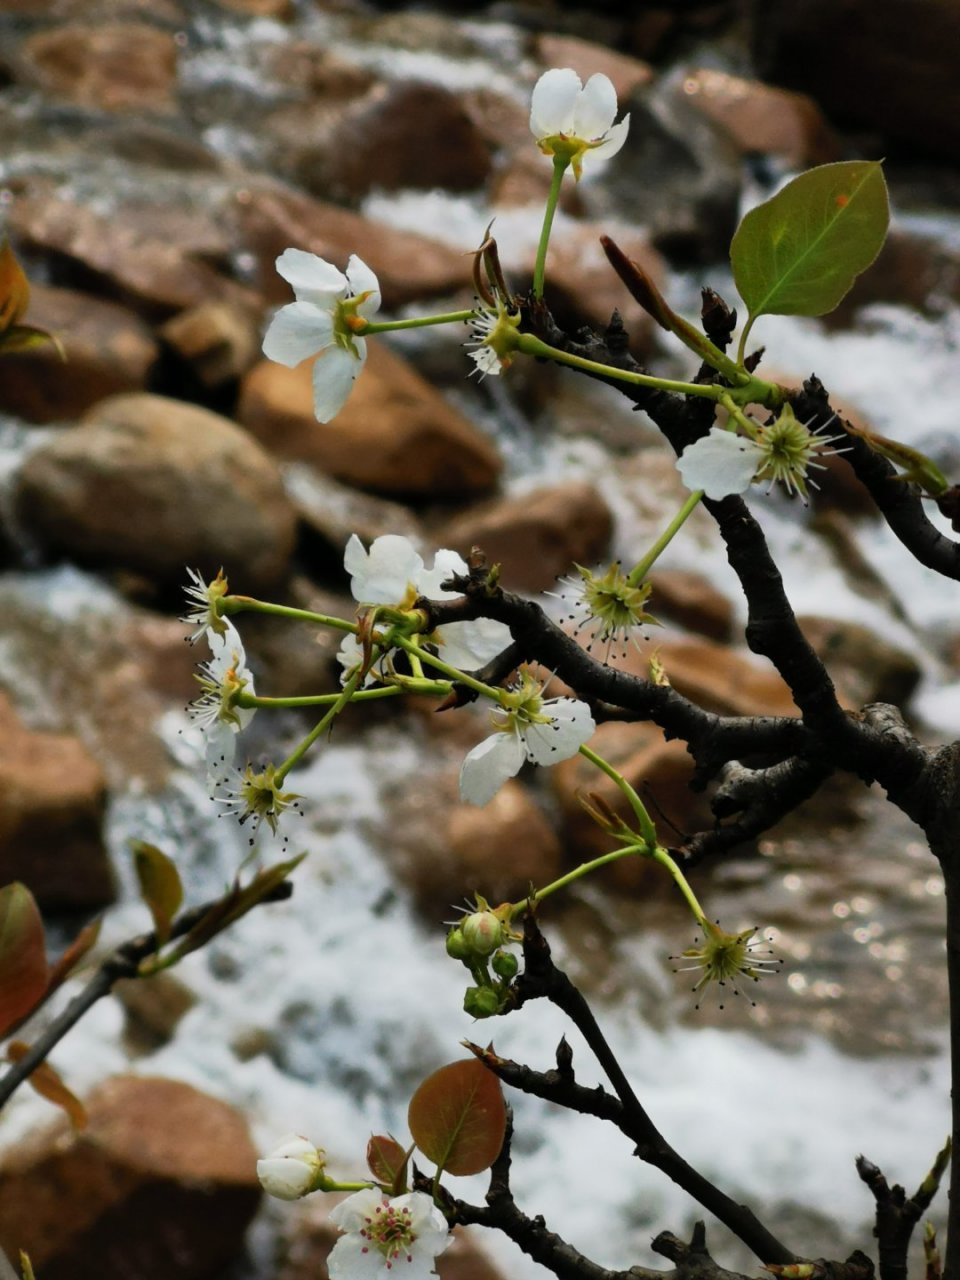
<box><xmin>360</xmin><ymin>310</ymin><xmax>475</xmax><ymax>334</ymax></box>
<box><xmin>274</xmin><ymin>669</ymin><xmax>362</xmax><ymax>785</ymax></box>
<box><xmin>650</xmin><ymin>844</ymin><xmax>707</xmax><ymax>926</ymax></box>
<box><xmin>578</xmin><ymin>745</ymin><xmax>659</xmax><ymax>848</ymax></box>
<box><xmin>394</xmin><ymin>636</ymin><xmax>499</xmax><ymax>701</ymax></box>
<box><xmin>533</xmin><ymin>156</ymin><xmax>569</xmax><ymax>299</ymax></box>
<box><xmin>735</xmin><ymin>315</ymin><xmax>757</xmax><ymax>370</ymax></box>
<box><xmin>318</xmin><ymin>1178</ymin><xmax>376</xmax><ymax>1194</ymax></box>
<box><xmin>626</xmin><ymin>490</ymin><xmax>703</xmax><ymax>587</ymax></box>
<box><xmin>239</xmin><ymin>687</ymin><xmax>405</xmax><ymax>710</ymax></box>
<box><xmin>222</xmin><ymin>596</ymin><xmax>355</xmax><ymax>634</ymax></box>
<box><xmin>515</xmin><ymin>333</ymin><xmax>724</xmax><ymax>400</ymax></box>
<box><xmin>510</xmin><ymin>843</ymin><xmax>646</xmax><ymax>916</ymax></box>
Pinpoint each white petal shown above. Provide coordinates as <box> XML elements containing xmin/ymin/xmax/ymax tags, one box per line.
<box><xmin>275</xmin><ymin>248</ymin><xmax>346</xmax><ymax>305</ymax></box>
<box><xmin>459</xmin><ymin>730</ymin><xmax>526</xmax><ymax>806</ymax></box>
<box><xmin>417</xmin><ymin>548</ymin><xmax>469</xmax><ymax>599</ymax></box>
<box><xmin>345</xmin><ymin>255</ymin><xmax>382</xmax><ymax>318</ymax></box>
<box><xmin>391</xmin><ymin>1191</ymin><xmax>450</xmax><ymax>1239</ymax></box>
<box><xmin>327</xmin><ymin>1230</ymin><xmax>389</xmax><ymax>1280</ymax></box>
<box><xmin>438</xmin><ymin>619</ymin><xmax>512</xmax><ymax>671</ymax></box>
<box><xmin>313</xmin><ymin>340</ymin><xmax>366</xmax><ymax>423</ymax></box>
<box><xmin>530</xmin><ymin>67</ymin><xmax>581</xmax><ymax>138</ymax></box>
<box><xmin>330</xmin><ymin>1187</ymin><xmax>386</xmax><ymax>1232</ymax></box>
<box><xmin>468</xmin><ymin>345</ymin><xmax>503</xmax><ymax>376</ymax></box>
<box><xmin>262</xmin><ymin>301</ymin><xmax>334</xmax><ymax>367</ymax></box>
<box><xmin>677</xmin><ymin>428</ymin><xmax>762</xmax><ymax>499</ymax></box>
<box><xmin>523</xmin><ymin>698</ymin><xmax>595</xmax><ymax>766</ymax></box>
<box><xmin>205</xmin><ymin>719</ymin><xmax>237</xmax><ymax>784</ymax></box>
<box><xmin>589</xmin><ymin>115</ymin><xmax>630</xmax><ymax>161</ymax></box>
<box><xmin>572</xmin><ymin>72</ymin><xmax>618</xmax><ymax>139</ymax></box>
<box><xmin>336</xmin><ymin>634</ymin><xmax>376</xmax><ymax>688</ymax></box>
<box><xmin>347</xmin><ymin>534</ymin><xmax>424</xmax><ymax>604</ymax></box>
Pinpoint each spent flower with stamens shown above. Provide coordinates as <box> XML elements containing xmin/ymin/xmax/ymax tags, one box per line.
<box><xmin>553</xmin><ymin>561</ymin><xmax>657</xmax><ymax>657</ymax></box>
<box><xmin>529</xmin><ymin>68</ymin><xmax>630</xmax><ymax>180</ymax></box>
<box><xmin>327</xmin><ymin>1187</ymin><xmax>450</xmax><ymax>1280</ymax></box>
<box><xmin>466</xmin><ymin>297</ymin><xmax>522</xmax><ymax>377</ymax></box>
<box><xmin>182</xmin><ymin>567</ymin><xmax>230</xmax><ymax>644</ymax></box>
<box><xmin>262</xmin><ymin>249</ymin><xmax>381</xmax><ymax>423</ymax></box>
<box><xmin>188</xmin><ymin>619</ymin><xmax>255</xmax><ymax>783</ymax></box>
<box><xmin>214</xmin><ymin>763</ymin><xmax>301</xmax><ymax>839</ymax></box>
<box><xmin>459</xmin><ymin>667</ymin><xmax>595</xmax><ymax>806</ymax></box>
<box><xmin>673</xmin><ymin>919</ymin><xmax>781</xmax><ymax>1009</ymax></box>
<box><xmin>677</xmin><ymin>405</ymin><xmax>843</xmax><ymax>502</ymax></box>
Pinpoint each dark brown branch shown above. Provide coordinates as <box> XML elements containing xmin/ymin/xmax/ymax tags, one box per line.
<box><xmin>857</xmin><ymin>1141</ymin><xmax>950</xmax><ymax>1280</ymax></box>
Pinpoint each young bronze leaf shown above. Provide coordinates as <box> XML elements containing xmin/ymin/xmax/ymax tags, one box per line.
<box><xmin>7</xmin><ymin>1041</ymin><xmax>87</xmax><ymax>1130</ymax></box>
<box><xmin>132</xmin><ymin>842</ymin><xmax>183</xmax><ymax>945</ymax></box>
<box><xmin>731</xmin><ymin>160</ymin><xmax>889</xmax><ymax>321</ymax></box>
<box><xmin>366</xmin><ymin>1134</ymin><xmax>410</xmax><ymax>1193</ymax></box>
<box><xmin>0</xmin><ymin>883</ymin><xmax>48</xmax><ymax>1037</ymax></box>
<box><xmin>408</xmin><ymin>1058</ymin><xmax>506</xmax><ymax>1177</ymax></box>
<box><xmin>46</xmin><ymin>918</ymin><xmax>102</xmax><ymax>994</ymax></box>
<box><xmin>0</xmin><ymin>239</ymin><xmax>30</xmax><ymax>331</ymax></box>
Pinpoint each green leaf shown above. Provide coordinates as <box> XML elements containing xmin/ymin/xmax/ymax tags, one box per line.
<box><xmin>731</xmin><ymin>160</ymin><xmax>889</xmax><ymax>321</ymax></box>
<box><xmin>408</xmin><ymin>1058</ymin><xmax>506</xmax><ymax>1177</ymax></box>
<box><xmin>132</xmin><ymin>842</ymin><xmax>183</xmax><ymax>945</ymax></box>
<box><xmin>0</xmin><ymin>883</ymin><xmax>49</xmax><ymax>1037</ymax></box>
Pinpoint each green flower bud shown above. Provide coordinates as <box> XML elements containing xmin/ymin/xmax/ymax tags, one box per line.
<box><xmin>461</xmin><ymin>910</ymin><xmax>503</xmax><ymax>957</ymax></box>
<box><xmin>446</xmin><ymin>927</ymin><xmax>469</xmax><ymax>960</ymax></box>
<box><xmin>491</xmin><ymin>949</ymin><xmax>518</xmax><ymax>980</ymax></box>
<box><xmin>463</xmin><ymin>986</ymin><xmax>502</xmax><ymax>1018</ymax></box>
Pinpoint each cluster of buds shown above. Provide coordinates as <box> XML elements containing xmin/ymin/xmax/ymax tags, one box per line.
<box><xmin>446</xmin><ymin>899</ymin><xmax>520</xmax><ymax>1018</ymax></box>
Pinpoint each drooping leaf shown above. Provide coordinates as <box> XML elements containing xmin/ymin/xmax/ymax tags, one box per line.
<box><xmin>46</xmin><ymin>917</ymin><xmax>102</xmax><ymax>994</ymax></box>
<box><xmin>408</xmin><ymin>1058</ymin><xmax>506</xmax><ymax>1177</ymax></box>
<box><xmin>0</xmin><ymin>883</ymin><xmax>48</xmax><ymax>1037</ymax></box>
<box><xmin>7</xmin><ymin>1041</ymin><xmax>87</xmax><ymax>1130</ymax></box>
<box><xmin>132</xmin><ymin>842</ymin><xmax>183</xmax><ymax>945</ymax></box>
<box><xmin>731</xmin><ymin>161</ymin><xmax>889</xmax><ymax>322</ymax></box>
<box><xmin>366</xmin><ymin>1134</ymin><xmax>410</xmax><ymax>1194</ymax></box>
<box><xmin>0</xmin><ymin>239</ymin><xmax>30</xmax><ymax>331</ymax></box>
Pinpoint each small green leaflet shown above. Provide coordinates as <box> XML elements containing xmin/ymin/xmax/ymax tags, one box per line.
<box><xmin>731</xmin><ymin>161</ymin><xmax>889</xmax><ymax>322</ymax></box>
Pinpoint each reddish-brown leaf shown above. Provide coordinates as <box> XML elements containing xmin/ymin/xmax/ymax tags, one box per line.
<box><xmin>0</xmin><ymin>883</ymin><xmax>48</xmax><ymax>1037</ymax></box>
<box><xmin>7</xmin><ymin>1041</ymin><xmax>87</xmax><ymax>1130</ymax></box>
<box><xmin>408</xmin><ymin>1058</ymin><xmax>506</xmax><ymax>1177</ymax></box>
<box><xmin>366</xmin><ymin>1134</ymin><xmax>409</xmax><ymax>1193</ymax></box>
<box><xmin>46</xmin><ymin>918</ymin><xmax>102</xmax><ymax>994</ymax></box>
<box><xmin>0</xmin><ymin>240</ymin><xmax>30</xmax><ymax>331</ymax></box>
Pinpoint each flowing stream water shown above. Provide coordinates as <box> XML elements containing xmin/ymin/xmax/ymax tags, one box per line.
<box><xmin>1</xmin><ymin>4</ymin><xmax>959</xmax><ymax>1276</ymax></box>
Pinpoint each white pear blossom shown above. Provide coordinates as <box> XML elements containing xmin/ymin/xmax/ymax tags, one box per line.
<box><xmin>188</xmin><ymin>619</ymin><xmax>255</xmax><ymax>784</ymax></box>
<box><xmin>677</xmin><ymin>427</ymin><xmax>762</xmax><ymax>500</ymax></box>
<box><xmin>262</xmin><ymin>249</ymin><xmax>381</xmax><ymax>423</ymax></box>
<box><xmin>460</xmin><ymin>669</ymin><xmax>595</xmax><ymax>806</ymax></box>
<box><xmin>257</xmin><ymin>1134</ymin><xmax>325</xmax><ymax>1201</ymax></box>
<box><xmin>338</xmin><ymin>535</ymin><xmax>512</xmax><ymax>680</ymax></box>
<box><xmin>327</xmin><ymin>1187</ymin><xmax>450</xmax><ymax>1280</ymax></box>
<box><xmin>181</xmin><ymin>567</ymin><xmax>229</xmax><ymax>644</ymax></box>
<box><xmin>529</xmin><ymin>67</ymin><xmax>630</xmax><ymax>179</ymax></box>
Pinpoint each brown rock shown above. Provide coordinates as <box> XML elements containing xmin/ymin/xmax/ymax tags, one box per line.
<box><xmin>15</xmin><ymin>392</ymin><xmax>297</xmax><ymax>593</ymax></box>
<box><xmin>1</xmin><ymin>284</ymin><xmax>158</xmax><ymax>423</ymax></box>
<box><xmin>551</xmin><ymin>720</ymin><xmax>711</xmax><ymax>876</ymax></box>
<box><xmin>261</xmin><ymin>43</ymin><xmax>375</xmax><ymax>100</ymax></box>
<box><xmin>159</xmin><ymin>301</ymin><xmax>261</xmax><ymax>388</ymax></box>
<box><xmin>8</xmin><ymin>192</ymin><xmax>253</xmax><ymax>321</ymax></box>
<box><xmin>232</xmin><ymin>185</ymin><xmax>469</xmax><ymax>309</ymax></box>
<box><xmin>0</xmin><ymin>1075</ymin><xmax>261</xmax><ymax>1279</ymax></box>
<box><xmin>619</xmin><ymin>636</ymin><xmax>801</xmax><ymax>718</ymax></box>
<box><xmin>212</xmin><ymin>0</ymin><xmax>292</xmax><ymax>15</ymax></box>
<box><xmin>114</xmin><ymin>971</ymin><xmax>197</xmax><ymax>1053</ymax></box>
<box><xmin>19</xmin><ymin>23</ymin><xmax>178</xmax><ymax>113</ymax></box>
<box><xmin>830</xmin><ymin>229</ymin><xmax>960</xmax><ymax>324</ymax></box>
<box><xmin>388</xmin><ymin>773</ymin><xmax>562</xmax><ymax>918</ymax></box>
<box><xmin>647</xmin><ymin>570</ymin><xmax>733</xmax><ymax>642</ymax></box>
<box><xmin>797</xmin><ymin>615</ymin><xmax>921</xmax><ymax>707</ymax></box>
<box><xmin>0</xmin><ymin>692</ymin><xmax>113</xmax><ymax>910</ymax></box>
<box><xmin>439</xmin><ymin>482</ymin><xmax>613</xmax><ymax>594</ymax></box>
<box><xmin>674</xmin><ymin>68</ymin><xmax>839</xmax><ymax>167</ymax></box>
<box><xmin>268</xmin><ymin>80</ymin><xmax>492</xmax><ymax>205</ymax></box>
<box><xmin>237</xmin><ymin>344</ymin><xmax>502</xmax><ymax>499</ymax></box>
<box><xmin>533</xmin><ymin>34</ymin><xmax>654</xmax><ymax>103</ymax></box>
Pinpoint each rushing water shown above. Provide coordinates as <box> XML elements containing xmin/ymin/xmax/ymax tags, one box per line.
<box><xmin>1</xmin><ymin>3</ymin><xmax>959</xmax><ymax>1276</ymax></box>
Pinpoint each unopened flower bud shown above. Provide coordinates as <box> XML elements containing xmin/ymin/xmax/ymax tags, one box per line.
<box><xmin>446</xmin><ymin>927</ymin><xmax>469</xmax><ymax>960</ymax></box>
<box><xmin>491</xmin><ymin>949</ymin><xmax>518</xmax><ymax>980</ymax></box>
<box><xmin>463</xmin><ymin>986</ymin><xmax>502</xmax><ymax>1018</ymax></box>
<box><xmin>462</xmin><ymin>910</ymin><xmax>503</xmax><ymax>956</ymax></box>
<box><xmin>257</xmin><ymin>1134</ymin><xmax>325</xmax><ymax>1201</ymax></box>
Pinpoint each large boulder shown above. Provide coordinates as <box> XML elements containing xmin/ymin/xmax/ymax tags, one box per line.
<box><xmin>15</xmin><ymin>393</ymin><xmax>297</xmax><ymax>593</ymax></box>
<box><xmin>17</xmin><ymin>23</ymin><xmax>179</xmax><ymax>113</ymax></box>
<box><xmin>0</xmin><ymin>1076</ymin><xmax>261</xmax><ymax>1279</ymax></box>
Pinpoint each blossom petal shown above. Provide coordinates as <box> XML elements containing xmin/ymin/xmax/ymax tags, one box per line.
<box><xmin>677</xmin><ymin>428</ymin><xmax>762</xmax><ymax>499</ymax></box>
<box><xmin>572</xmin><ymin>72</ymin><xmax>618</xmax><ymax>139</ymax></box>
<box><xmin>345</xmin><ymin>255</ymin><xmax>382</xmax><ymax>318</ymax></box>
<box><xmin>438</xmin><ymin>619</ymin><xmax>512</xmax><ymax>671</ymax></box>
<box><xmin>590</xmin><ymin>115</ymin><xmax>630</xmax><ymax>161</ymax></box>
<box><xmin>417</xmin><ymin>548</ymin><xmax>469</xmax><ymax>599</ymax></box>
<box><xmin>345</xmin><ymin>534</ymin><xmax>424</xmax><ymax>604</ymax></box>
<box><xmin>523</xmin><ymin>698</ymin><xmax>594</xmax><ymax>766</ymax></box>
<box><xmin>459</xmin><ymin>730</ymin><xmax>526</xmax><ymax>806</ymax></box>
<box><xmin>313</xmin><ymin>340</ymin><xmax>366</xmax><ymax>423</ymax></box>
<box><xmin>530</xmin><ymin>67</ymin><xmax>581</xmax><ymax>138</ymax></box>
<box><xmin>330</xmin><ymin>1187</ymin><xmax>386</xmax><ymax>1231</ymax></box>
<box><xmin>328</xmin><ymin>1231</ymin><xmax>389</xmax><ymax>1280</ymax></box>
<box><xmin>262</xmin><ymin>301</ymin><xmax>334</xmax><ymax>367</ymax></box>
<box><xmin>275</xmin><ymin>248</ymin><xmax>346</xmax><ymax>306</ymax></box>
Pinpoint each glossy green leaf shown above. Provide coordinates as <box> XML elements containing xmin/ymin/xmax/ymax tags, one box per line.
<box><xmin>731</xmin><ymin>161</ymin><xmax>889</xmax><ymax>321</ymax></box>
<box><xmin>0</xmin><ymin>883</ymin><xmax>48</xmax><ymax>1037</ymax></box>
<box><xmin>132</xmin><ymin>842</ymin><xmax>183</xmax><ymax>945</ymax></box>
<box><xmin>408</xmin><ymin>1058</ymin><xmax>506</xmax><ymax>1177</ymax></box>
